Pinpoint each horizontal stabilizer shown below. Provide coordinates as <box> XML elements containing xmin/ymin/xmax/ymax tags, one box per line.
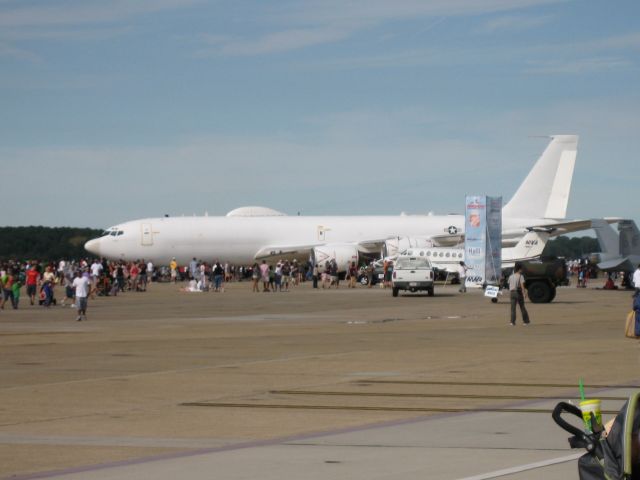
<box><xmin>598</xmin><ymin>257</ymin><xmax>632</xmax><ymax>271</ymax></box>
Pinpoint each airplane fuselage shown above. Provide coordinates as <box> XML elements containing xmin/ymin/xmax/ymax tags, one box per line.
<box><xmin>85</xmin><ymin>214</ymin><xmax>559</xmax><ymax>266</ymax></box>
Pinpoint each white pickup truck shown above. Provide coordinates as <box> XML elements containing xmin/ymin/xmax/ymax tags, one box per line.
<box><xmin>391</xmin><ymin>255</ymin><xmax>435</xmax><ymax>297</ymax></box>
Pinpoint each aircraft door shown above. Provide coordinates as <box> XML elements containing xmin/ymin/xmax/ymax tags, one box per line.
<box><xmin>141</xmin><ymin>223</ymin><xmax>153</xmax><ymax>246</ymax></box>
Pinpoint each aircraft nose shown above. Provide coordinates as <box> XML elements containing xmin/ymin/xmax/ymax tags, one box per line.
<box><xmin>85</xmin><ymin>238</ymin><xmax>101</xmax><ymax>257</ymax></box>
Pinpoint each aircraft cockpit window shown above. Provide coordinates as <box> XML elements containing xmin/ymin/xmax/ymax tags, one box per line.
<box><xmin>101</xmin><ymin>230</ymin><xmax>111</xmax><ymax>237</ymax></box>
<box><xmin>110</xmin><ymin>231</ymin><xmax>117</xmax><ymax>236</ymax></box>
<box><xmin>117</xmin><ymin>230</ymin><xmax>124</xmax><ymax>236</ymax></box>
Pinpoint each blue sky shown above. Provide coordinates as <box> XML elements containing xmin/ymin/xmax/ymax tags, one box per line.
<box><xmin>1</xmin><ymin>0</ymin><xmax>639</xmax><ymax>228</ymax></box>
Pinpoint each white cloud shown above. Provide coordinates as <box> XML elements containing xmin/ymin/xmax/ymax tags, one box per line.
<box><xmin>193</xmin><ymin>0</ymin><xmax>564</xmax><ymax>57</ymax></box>
<box><xmin>0</xmin><ymin>0</ymin><xmax>201</xmax><ymax>28</ymax></box>
<box><xmin>477</xmin><ymin>14</ymin><xmax>553</xmax><ymax>33</ymax></box>
<box><xmin>196</xmin><ymin>26</ymin><xmax>354</xmax><ymax>56</ymax></box>
<box><xmin>524</xmin><ymin>57</ymin><xmax>633</xmax><ymax>74</ymax></box>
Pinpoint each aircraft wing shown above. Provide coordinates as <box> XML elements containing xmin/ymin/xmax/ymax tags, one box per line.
<box><xmin>429</xmin><ymin>233</ymin><xmax>465</xmax><ymax>247</ymax></box>
<box><xmin>254</xmin><ymin>238</ymin><xmax>387</xmax><ymax>260</ymax></box>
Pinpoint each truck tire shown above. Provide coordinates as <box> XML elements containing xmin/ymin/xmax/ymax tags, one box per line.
<box><xmin>548</xmin><ymin>286</ymin><xmax>557</xmax><ymax>302</ymax></box>
<box><xmin>427</xmin><ymin>287</ymin><xmax>434</xmax><ymax>297</ymax></box>
<box><xmin>392</xmin><ymin>287</ymin><xmax>399</xmax><ymax>297</ymax></box>
<box><xmin>527</xmin><ymin>281</ymin><xmax>552</xmax><ymax>303</ymax></box>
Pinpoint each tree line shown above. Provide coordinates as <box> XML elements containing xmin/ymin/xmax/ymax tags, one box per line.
<box><xmin>0</xmin><ymin>226</ymin><xmax>102</xmax><ymax>261</ymax></box>
<box><xmin>542</xmin><ymin>235</ymin><xmax>600</xmax><ymax>259</ymax></box>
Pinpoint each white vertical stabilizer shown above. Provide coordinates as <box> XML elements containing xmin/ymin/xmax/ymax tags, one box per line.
<box><xmin>503</xmin><ymin>135</ymin><xmax>578</xmax><ymax>220</ymax></box>
<box><xmin>592</xmin><ymin>219</ymin><xmax>620</xmax><ymax>257</ymax></box>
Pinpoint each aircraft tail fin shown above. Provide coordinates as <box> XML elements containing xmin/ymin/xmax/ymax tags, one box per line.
<box><xmin>510</xmin><ymin>230</ymin><xmax>549</xmax><ymax>260</ymax></box>
<box><xmin>502</xmin><ymin>135</ymin><xmax>578</xmax><ymax>220</ymax></box>
<box><xmin>592</xmin><ymin>219</ymin><xmax>620</xmax><ymax>257</ymax></box>
<box><xmin>619</xmin><ymin>220</ymin><xmax>640</xmax><ymax>256</ymax></box>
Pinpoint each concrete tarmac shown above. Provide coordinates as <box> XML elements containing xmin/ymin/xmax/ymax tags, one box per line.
<box><xmin>0</xmin><ymin>279</ymin><xmax>637</xmax><ymax>479</ymax></box>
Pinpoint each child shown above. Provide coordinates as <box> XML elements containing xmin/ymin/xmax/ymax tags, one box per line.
<box><xmin>11</xmin><ymin>275</ymin><xmax>21</xmax><ymax>309</ymax></box>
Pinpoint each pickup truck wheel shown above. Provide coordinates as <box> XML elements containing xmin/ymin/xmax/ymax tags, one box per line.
<box><xmin>392</xmin><ymin>287</ymin><xmax>399</xmax><ymax>297</ymax></box>
<box><xmin>427</xmin><ymin>287</ymin><xmax>434</xmax><ymax>297</ymax></box>
<box><xmin>527</xmin><ymin>281</ymin><xmax>552</xmax><ymax>303</ymax></box>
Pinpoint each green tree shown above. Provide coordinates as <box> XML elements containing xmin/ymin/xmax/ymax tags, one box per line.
<box><xmin>0</xmin><ymin>227</ymin><xmax>102</xmax><ymax>261</ymax></box>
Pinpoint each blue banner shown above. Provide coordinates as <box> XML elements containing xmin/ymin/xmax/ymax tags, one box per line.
<box><xmin>464</xmin><ymin>195</ymin><xmax>502</xmax><ymax>287</ymax></box>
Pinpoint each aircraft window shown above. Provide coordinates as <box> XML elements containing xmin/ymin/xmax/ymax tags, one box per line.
<box><xmin>117</xmin><ymin>230</ymin><xmax>124</xmax><ymax>236</ymax></box>
<box><xmin>101</xmin><ymin>230</ymin><xmax>111</xmax><ymax>237</ymax></box>
<box><xmin>439</xmin><ymin>252</ymin><xmax>444</xmax><ymax>257</ymax></box>
<box><xmin>458</xmin><ymin>253</ymin><xmax>463</xmax><ymax>258</ymax></box>
<box><xmin>419</xmin><ymin>251</ymin><xmax>424</xmax><ymax>256</ymax></box>
<box><xmin>426</xmin><ymin>251</ymin><xmax>431</xmax><ymax>256</ymax></box>
<box><xmin>446</xmin><ymin>253</ymin><xmax>450</xmax><ymax>258</ymax></box>
<box><xmin>110</xmin><ymin>231</ymin><xmax>117</xmax><ymax>236</ymax></box>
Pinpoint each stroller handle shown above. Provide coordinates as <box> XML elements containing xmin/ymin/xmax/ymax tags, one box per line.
<box><xmin>552</xmin><ymin>401</ymin><xmax>586</xmax><ymax>438</ymax></box>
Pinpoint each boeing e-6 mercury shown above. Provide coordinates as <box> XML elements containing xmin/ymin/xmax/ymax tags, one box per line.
<box><xmin>85</xmin><ymin>135</ymin><xmax>593</xmax><ymax>268</ymax></box>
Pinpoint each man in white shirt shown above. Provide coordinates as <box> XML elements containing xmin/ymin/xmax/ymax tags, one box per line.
<box><xmin>633</xmin><ymin>264</ymin><xmax>640</xmax><ymax>296</ymax></box>
<box><xmin>457</xmin><ymin>262</ymin><xmax>468</xmax><ymax>293</ymax></box>
<box><xmin>90</xmin><ymin>260</ymin><xmax>103</xmax><ymax>292</ymax></box>
<box><xmin>147</xmin><ymin>261</ymin><xmax>154</xmax><ymax>286</ymax></box>
<box><xmin>72</xmin><ymin>271</ymin><xmax>92</xmax><ymax>321</ymax></box>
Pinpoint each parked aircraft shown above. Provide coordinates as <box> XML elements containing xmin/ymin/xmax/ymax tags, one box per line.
<box><xmin>85</xmin><ymin>135</ymin><xmax>596</xmax><ymax>269</ymax></box>
<box><xmin>591</xmin><ymin>219</ymin><xmax>640</xmax><ymax>272</ymax></box>
<box><xmin>402</xmin><ymin>229</ymin><xmax>550</xmax><ymax>274</ymax></box>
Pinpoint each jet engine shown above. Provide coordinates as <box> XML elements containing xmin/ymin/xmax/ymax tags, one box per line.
<box><xmin>311</xmin><ymin>244</ymin><xmax>359</xmax><ymax>272</ymax></box>
<box><xmin>383</xmin><ymin>237</ymin><xmax>433</xmax><ymax>258</ymax></box>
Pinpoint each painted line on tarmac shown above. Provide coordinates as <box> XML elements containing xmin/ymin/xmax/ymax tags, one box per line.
<box><xmin>269</xmin><ymin>389</ymin><xmax>629</xmax><ymax>401</ymax></box>
<box><xmin>455</xmin><ymin>453</ymin><xmax>583</xmax><ymax>480</ymax></box>
<box><xmin>180</xmin><ymin>401</ymin><xmax>620</xmax><ymax>415</ymax></box>
<box><xmin>358</xmin><ymin>379</ymin><xmax>640</xmax><ymax>389</ymax></box>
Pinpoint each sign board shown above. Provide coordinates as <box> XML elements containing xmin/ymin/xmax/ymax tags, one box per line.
<box><xmin>464</xmin><ymin>196</ymin><xmax>502</xmax><ymax>288</ymax></box>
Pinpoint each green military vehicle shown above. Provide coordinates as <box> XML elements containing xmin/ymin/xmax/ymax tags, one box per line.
<box><xmin>501</xmin><ymin>257</ymin><xmax>568</xmax><ymax>303</ymax></box>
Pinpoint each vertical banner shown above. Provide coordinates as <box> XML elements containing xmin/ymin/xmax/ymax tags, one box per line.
<box><xmin>464</xmin><ymin>196</ymin><xmax>487</xmax><ymax>288</ymax></box>
<box><xmin>465</xmin><ymin>196</ymin><xmax>503</xmax><ymax>288</ymax></box>
<box><xmin>485</xmin><ymin>196</ymin><xmax>502</xmax><ymax>285</ymax></box>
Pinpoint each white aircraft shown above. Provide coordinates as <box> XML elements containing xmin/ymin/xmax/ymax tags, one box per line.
<box><xmin>401</xmin><ymin>229</ymin><xmax>551</xmax><ymax>275</ymax></box>
<box><xmin>85</xmin><ymin>135</ymin><xmax>594</xmax><ymax>268</ymax></box>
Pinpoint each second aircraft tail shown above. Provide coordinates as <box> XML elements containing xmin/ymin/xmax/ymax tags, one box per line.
<box><xmin>502</xmin><ymin>135</ymin><xmax>578</xmax><ymax>220</ymax></box>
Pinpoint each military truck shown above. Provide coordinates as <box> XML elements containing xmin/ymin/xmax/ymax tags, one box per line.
<box><xmin>501</xmin><ymin>257</ymin><xmax>568</xmax><ymax>303</ymax></box>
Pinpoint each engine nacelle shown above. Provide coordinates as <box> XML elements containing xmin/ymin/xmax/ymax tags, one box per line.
<box><xmin>312</xmin><ymin>244</ymin><xmax>359</xmax><ymax>273</ymax></box>
<box><xmin>383</xmin><ymin>237</ymin><xmax>433</xmax><ymax>258</ymax></box>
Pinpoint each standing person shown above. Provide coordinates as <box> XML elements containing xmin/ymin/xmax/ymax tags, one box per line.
<box><xmin>633</xmin><ymin>264</ymin><xmax>640</xmax><ymax>296</ymax></box>
<box><xmin>274</xmin><ymin>262</ymin><xmax>283</xmax><ymax>292</ymax></box>
<box><xmin>212</xmin><ymin>262</ymin><xmax>224</xmax><ymax>292</ymax></box>
<box><xmin>72</xmin><ymin>271</ymin><xmax>91</xmax><ymax>321</ymax></box>
<box><xmin>138</xmin><ymin>261</ymin><xmax>148</xmax><ymax>291</ymax></box>
<box><xmin>42</xmin><ymin>266</ymin><xmax>56</xmax><ymax>307</ymax></box>
<box><xmin>633</xmin><ymin>291</ymin><xmax>640</xmax><ymax>336</ymax></box>
<box><xmin>508</xmin><ymin>263</ymin><xmax>530</xmax><ymax>326</ymax></box>
<box><xmin>282</xmin><ymin>261</ymin><xmax>291</xmax><ymax>292</ymax></box>
<box><xmin>25</xmin><ymin>264</ymin><xmax>40</xmax><ymax>306</ymax></box>
<box><xmin>11</xmin><ymin>272</ymin><xmax>22</xmax><ymax>309</ymax></box>
<box><xmin>259</xmin><ymin>260</ymin><xmax>270</xmax><ymax>292</ymax></box>
<box><xmin>348</xmin><ymin>261</ymin><xmax>357</xmax><ymax>288</ymax></box>
<box><xmin>251</xmin><ymin>263</ymin><xmax>260</xmax><ymax>292</ymax></box>
<box><xmin>170</xmin><ymin>258</ymin><xmax>178</xmax><ymax>283</ymax></box>
<box><xmin>1</xmin><ymin>269</ymin><xmax>15</xmax><ymax>310</ymax></box>
<box><xmin>189</xmin><ymin>258</ymin><xmax>198</xmax><ymax>281</ymax></box>
<box><xmin>130</xmin><ymin>262</ymin><xmax>140</xmax><ymax>292</ymax></box>
<box><xmin>312</xmin><ymin>263</ymin><xmax>319</xmax><ymax>289</ymax></box>
<box><xmin>90</xmin><ymin>259</ymin><xmax>103</xmax><ymax>294</ymax></box>
<box><xmin>146</xmin><ymin>260</ymin><xmax>154</xmax><ymax>286</ymax></box>
<box><xmin>458</xmin><ymin>261</ymin><xmax>468</xmax><ymax>293</ymax></box>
